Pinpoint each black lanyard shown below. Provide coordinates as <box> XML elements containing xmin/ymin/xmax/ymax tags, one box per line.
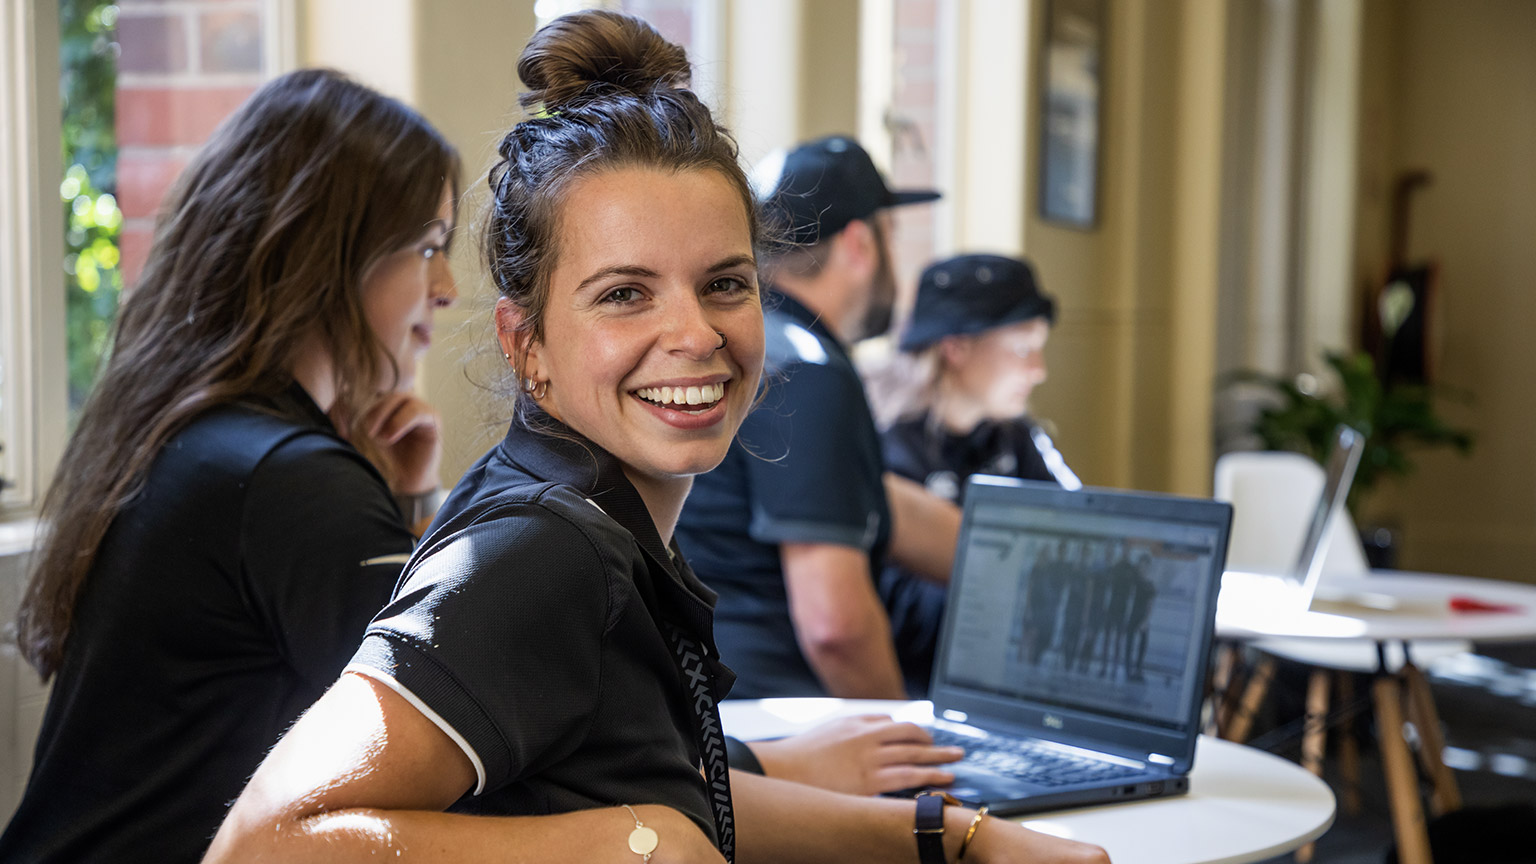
<box><xmin>578</xmin><ymin>489</ymin><xmax>736</xmax><ymax>863</ymax></box>
<box><xmin>663</xmin><ymin>623</ymin><xmax>736</xmax><ymax>864</ymax></box>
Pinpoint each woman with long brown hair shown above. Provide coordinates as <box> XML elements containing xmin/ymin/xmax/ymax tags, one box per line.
<box><xmin>206</xmin><ymin>12</ymin><xmax>1107</xmax><ymax>864</ymax></box>
<box><xmin>2</xmin><ymin>68</ymin><xmax>460</xmax><ymax>862</ymax></box>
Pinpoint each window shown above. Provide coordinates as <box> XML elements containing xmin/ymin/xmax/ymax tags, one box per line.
<box><xmin>857</xmin><ymin>0</ymin><xmax>953</xmax><ymax>321</ymax></box>
<box><xmin>61</xmin><ymin>1</ymin><xmax>122</xmax><ymax>415</ymax></box>
<box><xmin>2</xmin><ymin>0</ymin><xmax>281</xmax><ymax>517</ymax></box>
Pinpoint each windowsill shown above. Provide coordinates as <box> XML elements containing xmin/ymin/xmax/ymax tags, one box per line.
<box><xmin>0</xmin><ymin>516</ymin><xmax>38</xmax><ymax>558</ymax></box>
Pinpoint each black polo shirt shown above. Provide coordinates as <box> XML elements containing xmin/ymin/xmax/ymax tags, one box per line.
<box><xmin>347</xmin><ymin>412</ymin><xmax>731</xmax><ymax>840</ymax></box>
<box><xmin>0</xmin><ymin>385</ymin><xmax>411</xmax><ymax>864</ymax></box>
<box><xmin>676</xmin><ymin>291</ymin><xmax>891</xmax><ymax>698</ymax></box>
<box><xmin>880</xmin><ymin>414</ymin><xmax>1077</xmax><ymax>694</ymax></box>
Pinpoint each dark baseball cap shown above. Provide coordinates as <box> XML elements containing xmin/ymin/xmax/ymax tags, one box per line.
<box><xmin>899</xmin><ymin>253</ymin><xmax>1056</xmax><ymax>352</ymax></box>
<box><xmin>751</xmin><ymin>135</ymin><xmax>941</xmax><ymax>246</ymax></box>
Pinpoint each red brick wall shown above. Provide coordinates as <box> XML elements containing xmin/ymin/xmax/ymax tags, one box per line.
<box><xmin>890</xmin><ymin>0</ymin><xmax>940</xmax><ymax>321</ymax></box>
<box><xmin>115</xmin><ymin>0</ymin><xmax>266</xmax><ymax>289</ymax></box>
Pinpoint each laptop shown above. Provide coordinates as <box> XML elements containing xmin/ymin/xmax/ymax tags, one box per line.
<box><xmin>1222</xmin><ymin>425</ymin><xmax>1382</xmax><ymax>615</ymax></box>
<box><xmin>1289</xmin><ymin>425</ymin><xmax>1372</xmax><ymax>610</ymax></box>
<box><xmin>917</xmin><ymin>476</ymin><xmax>1233</xmax><ymax>815</ymax></box>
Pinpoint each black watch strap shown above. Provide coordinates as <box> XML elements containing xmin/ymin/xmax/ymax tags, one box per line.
<box><xmin>914</xmin><ymin>791</ymin><xmax>957</xmax><ymax>864</ymax></box>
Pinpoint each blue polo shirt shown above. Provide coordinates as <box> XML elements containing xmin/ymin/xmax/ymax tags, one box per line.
<box><xmin>677</xmin><ymin>291</ymin><xmax>891</xmax><ymax>698</ymax></box>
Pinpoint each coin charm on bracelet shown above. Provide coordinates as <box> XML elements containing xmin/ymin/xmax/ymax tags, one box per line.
<box><xmin>621</xmin><ymin>804</ymin><xmax>660</xmax><ymax>862</ymax></box>
<box><xmin>629</xmin><ymin>824</ymin><xmax>659</xmax><ymax>857</ymax></box>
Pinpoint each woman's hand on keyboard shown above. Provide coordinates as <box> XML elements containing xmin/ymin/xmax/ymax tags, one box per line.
<box><xmin>746</xmin><ymin>714</ymin><xmax>964</xmax><ymax>795</ymax></box>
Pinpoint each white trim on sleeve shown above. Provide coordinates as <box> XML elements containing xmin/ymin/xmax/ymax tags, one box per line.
<box><xmin>360</xmin><ymin>553</ymin><xmax>413</xmax><ymax>566</ymax></box>
<box><xmin>343</xmin><ymin>663</ymin><xmax>489</xmax><ymax>795</ymax></box>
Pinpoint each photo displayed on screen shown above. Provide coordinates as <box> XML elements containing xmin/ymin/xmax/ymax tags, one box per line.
<box><xmin>939</xmin><ymin>505</ymin><xmax>1222</xmax><ymax>729</ymax></box>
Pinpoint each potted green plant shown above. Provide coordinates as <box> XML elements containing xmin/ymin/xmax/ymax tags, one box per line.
<box><xmin>1233</xmin><ymin>350</ymin><xmax>1474</xmax><ymax>561</ymax></box>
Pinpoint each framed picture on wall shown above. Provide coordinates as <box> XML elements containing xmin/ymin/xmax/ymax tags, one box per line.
<box><xmin>1039</xmin><ymin>0</ymin><xmax>1105</xmax><ymax>229</ymax></box>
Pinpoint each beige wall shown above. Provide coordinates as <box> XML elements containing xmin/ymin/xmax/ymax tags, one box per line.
<box><xmin>723</xmin><ymin>0</ymin><xmax>863</xmax><ymax>167</ymax></box>
<box><xmin>1025</xmin><ymin>0</ymin><xmax>1227</xmax><ymax>497</ymax></box>
<box><xmin>1354</xmin><ymin>0</ymin><xmax>1536</xmax><ymax>584</ymax></box>
<box><xmin>799</xmin><ymin>1</ymin><xmax>861</xmax><ymax>142</ymax></box>
<box><xmin>1299</xmin><ymin>0</ymin><xmax>1363</xmax><ymax>368</ymax></box>
<box><xmin>412</xmin><ymin>1</ymin><xmax>541</xmax><ymax>483</ymax></box>
<box><xmin>300</xmin><ymin>0</ymin><xmax>546</xmax><ymax>486</ymax></box>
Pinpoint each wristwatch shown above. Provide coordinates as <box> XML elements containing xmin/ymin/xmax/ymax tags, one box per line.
<box><xmin>913</xmin><ymin>791</ymin><xmax>962</xmax><ymax>864</ymax></box>
<box><xmin>394</xmin><ymin>487</ymin><xmax>443</xmax><ymax>530</ymax></box>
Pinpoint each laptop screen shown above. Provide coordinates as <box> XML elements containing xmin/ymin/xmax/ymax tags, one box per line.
<box><xmin>1291</xmin><ymin>424</ymin><xmax>1365</xmax><ymax>596</ymax></box>
<box><xmin>934</xmin><ymin>479</ymin><xmax>1230</xmax><ymax>739</ymax></box>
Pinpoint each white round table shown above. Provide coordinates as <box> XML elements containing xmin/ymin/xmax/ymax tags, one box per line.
<box><xmin>721</xmin><ymin>698</ymin><xmax>1336</xmax><ymax>864</ymax></box>
<box><xmin>1217</xmin><ymin>571</ymin><xmax>1536</xmax><ymax>644</ymax></box>
<box><xmin>1214</xmin><ymin>570</ymin><xmax>1536</xmax><ymax>864</ymax></box>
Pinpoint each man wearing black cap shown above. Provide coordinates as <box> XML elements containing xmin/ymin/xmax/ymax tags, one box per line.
<box><xmin>676</xmin><ymin>136</ymin><xmax>953</xmax><ymax>699</ymax></box>
<box><xmin>878</xmin><ymin>253</ymin><xmax>1080</xmax><ymax>693</ymax></box>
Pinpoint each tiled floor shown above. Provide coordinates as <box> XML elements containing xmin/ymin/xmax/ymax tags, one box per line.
<box><xmin>1248</xmin><ymin>644</ymin><xmax>1536</xmax><ymax>863</ymax></box>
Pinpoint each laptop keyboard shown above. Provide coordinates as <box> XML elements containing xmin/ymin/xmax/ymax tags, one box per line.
<box><xmin>928</xmin><ymin>727</ymin><xmax>1145</xmax><ymax>788</ymax></box>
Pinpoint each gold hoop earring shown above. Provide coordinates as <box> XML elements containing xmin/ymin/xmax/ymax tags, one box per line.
<box><xmin>522</xmin><ymin>377</ymin><xmax>548</xmax><ymax>400</ymax></box>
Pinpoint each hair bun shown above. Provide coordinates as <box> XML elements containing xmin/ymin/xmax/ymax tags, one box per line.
<box><xmin>517</xmin><ymin>10</ymin><xmax>691</xmax><ymax>112</ymax></box>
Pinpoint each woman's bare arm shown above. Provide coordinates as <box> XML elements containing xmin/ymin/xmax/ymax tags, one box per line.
<box><xmin>884</xmin><ymin>473</ymin><xmax>961</xmax><ymax>582</ymax></box>
<box><xmin>206</xmin><ymin>674</ymin><xmax>1105</xmax><ymax>864</ymax></box>
<box><xmin>731</xmin><ymin>770</ymin><xmax>1110</xmax><ymax>864</ymax></box>
<box><xmin>203</xmin><ymin>673</ymin><xmax>722</xmax><ymax>864</ymax></box>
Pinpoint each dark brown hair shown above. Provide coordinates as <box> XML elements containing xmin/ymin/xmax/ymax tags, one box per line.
<box><xmin>17</xmin><ymin>68</ymin><xmax>460</xmax><ymax>680</ymax></box>
<box><xmin>484</xmin><ymin>9</ymin><xmax>761</xmax><ymax>420</ymax></box>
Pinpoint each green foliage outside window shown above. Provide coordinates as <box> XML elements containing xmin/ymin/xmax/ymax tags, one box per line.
<box><xmin>61</xmin><ymin>0</ymin><xmax>121</xmax><ymax>415</ymax></box>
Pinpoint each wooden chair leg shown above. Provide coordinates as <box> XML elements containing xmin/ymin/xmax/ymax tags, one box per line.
<box><xmin>1222</xmin><ymin>655</ymin><xmax>1275</xmax><ymax>743</ymax></box>
<box><xmin>1336</xmin><ymin>672</ymin><xmax>1363</xmax><ymax>816</ymax></box>
<box><xmin>1295</xmin><ymin>668</ymin><xmax>1332</xmax><ymax>863</ymax></box>
<box><xmin>1208</xmin><ymin>642</ymin><xmax>1239</xmax><ymax>736</ymax></box>
<box><xmin>1375</xmin><ymin>676</ymin><xmax>1433</xmax><ymax>864</ymax></box>
<box><xmin>1403</xmin><ymin>661</ymin><xmax>1462</xmax><ymax>816</ymax></box>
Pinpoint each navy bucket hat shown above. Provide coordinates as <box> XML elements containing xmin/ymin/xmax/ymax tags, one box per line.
<box><xmin>899</xmin><ymin>254</ymin><xmax>1056</xmax><ymax>352</ymax></box>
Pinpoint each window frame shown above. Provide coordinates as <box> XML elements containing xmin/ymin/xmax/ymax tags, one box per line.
<box><xmin>1</xmin><ymin>1</ymin><xmax>298</xmax><ymax>521</ymax></box>
<box><xmin>1</xmin><ymin>1</ymin><xmax>67</xmax><ymax>519</ymax></box>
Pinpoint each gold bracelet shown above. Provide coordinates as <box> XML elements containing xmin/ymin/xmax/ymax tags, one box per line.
<box><xmin>957</xmin><ymin>805</ymin><xmax>989</xmax><ymax>861</ymax></box>
<box><xmin>622</xmin><ymin>804</ymin><xmax>660</xmax><ymax>862</ymax></box>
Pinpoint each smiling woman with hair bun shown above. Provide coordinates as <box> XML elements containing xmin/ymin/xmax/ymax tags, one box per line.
<box><xmin>206</xmin><ymin>11</ymin><xmax>1109</xmax><ymax>864</ymax></box>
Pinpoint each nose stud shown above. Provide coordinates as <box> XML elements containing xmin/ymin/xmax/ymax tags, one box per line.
<box><xmin>715</xmin><ymin>331</ymin><xmax>727</xmax><ymax>351</ymax></box>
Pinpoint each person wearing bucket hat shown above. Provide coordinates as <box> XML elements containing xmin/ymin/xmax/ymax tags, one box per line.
<box><xmin>677</xmin><ymin>135</ymin><xmax>959</xmax><ymax>701</ymax></box>
<box><xmin>877</xmin><ymin>253</ymin><xmax>1081</xmax><ymax>694</ymax></box>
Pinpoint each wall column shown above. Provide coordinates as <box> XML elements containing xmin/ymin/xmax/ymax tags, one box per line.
<box><xmin>1166</xmin><ymin>0</ymin><xmax>1229</xmax><ymax>494</ymax></box>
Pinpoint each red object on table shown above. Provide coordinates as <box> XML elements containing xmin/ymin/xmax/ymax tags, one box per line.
<box><xmin>1448</xmin><ymin>595</ymin><xmax>1522</xmax><ymax>614</ymax></box>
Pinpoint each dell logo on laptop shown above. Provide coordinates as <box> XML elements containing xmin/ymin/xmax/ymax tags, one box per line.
<box><xmin>1043</xmin><ymin>714</ymin><xmax>1064</xmax><ymax>729</ymax></box>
